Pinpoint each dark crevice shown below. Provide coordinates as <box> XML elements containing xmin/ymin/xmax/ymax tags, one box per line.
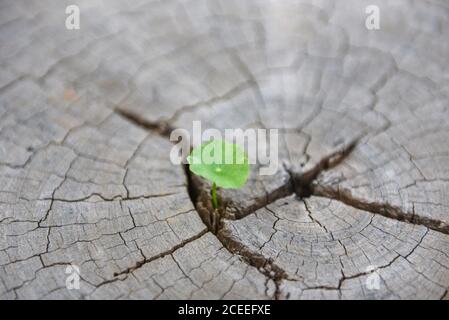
<box><xmin>184</xmin><ymin>163</ymin><xmax>290</xmax><ymax>299</ymax></box>
<box><xmin>217</xmin><ymin>227</ymin><xmax>289</xmax><ymax>300</ymax></box>
<box><xmin>312</xmin><ymin>184</ymin><xmax>449</xmax><ymax>235</ymax></box>
<box><xmin>189</xmin><ymin>167</ymin><xmax>295</xmax><ymax>225</ymax></box>
<box><xmin>112</xmin><ymin>228</ymin><xmax>208</xmax><ymax>277</ymax></box>
<box><xmin>115</xmin><ymin>108</ymin><xmax>172</xmax><ymax>137</ymax></box>
<box><xmin>287</xmin><ymin>138</ymin><xmax>449</xmax><ymax>235</ymax></box>
<box><xmin>228</xmin><ymin>182</ymin><xmax>294</xmax><ymax>221</ymax></box>
<box><xmin>290</xmin><ymin>139</ymin><xmax>358</xmax><ymax>198</ymax></box>
<box><xmin>440</xmin><ymin>288</ymin><xmax>449</xmax><ymax>300</ymax></box>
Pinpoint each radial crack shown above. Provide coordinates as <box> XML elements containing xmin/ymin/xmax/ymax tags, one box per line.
<box><xmin>290</xmin><ymin>139</ymin><xmax>358</xmax><ymax>198</ymax></box>
<box><xmin>313</xmin><ymin>184</ymin><xmax>449</xmax><ymax>235</ymax></box>
<box><xmin>112</xmin><ymin>228</ymin><xmax>208</xmax><ymax>277</ymax></box>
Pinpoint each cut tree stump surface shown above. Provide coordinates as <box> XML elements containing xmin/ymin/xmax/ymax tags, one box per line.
<box><xmin>0</xmin><ymin>0</ymin><xmax>448</xmax><ymax>299</ymax></box>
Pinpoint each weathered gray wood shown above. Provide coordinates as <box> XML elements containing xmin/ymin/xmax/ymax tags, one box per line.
<box><xmin>313</xmin><ymin>72</ymin><xmax>449</xmax><ymax>234</ymax></box>
<box><xmin>1</xmin><ymin>0</ymin><xmax>448</xmax><ymax>299</ymax></box>
<box><xmin>0</xmin><ymin>111</ymin><xmax>272</xmax><ymax>299</ymax></box>
<box><xmin>221</xmin><ymin>195</ymin><xmax>449</xmax><ymax>299</ymax></box>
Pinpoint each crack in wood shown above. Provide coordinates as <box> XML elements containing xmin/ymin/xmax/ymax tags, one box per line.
<box><xmin>112</xmin><ymin>228</ymin><xmax>208</xmax><ymax>277</ymax></box>
<box><xmin>113</xmin><ymin>101</ymin><xmax>449</xmax><ymax>301</ymax></box>
<box><xmin>313</xmin><ymin>184</ymin><xmax>449</xmax><ymax>235</ymax></box>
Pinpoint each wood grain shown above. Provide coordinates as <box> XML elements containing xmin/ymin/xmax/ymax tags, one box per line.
<box><xmin>0</xmin><ymin>0</ymin><xmax>448</xmax><ymax>299</ymax></box>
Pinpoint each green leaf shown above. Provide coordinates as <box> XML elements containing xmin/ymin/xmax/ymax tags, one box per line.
<box><xmin>187</xmin><ymin>139</ymin><xmax>250</xmax><ymax>189</ymax></box>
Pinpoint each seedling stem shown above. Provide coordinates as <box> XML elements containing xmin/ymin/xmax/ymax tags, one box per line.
<box><xmin>211</xmin><ymin>182</ymin><xmax>218</xmax><ymax>209</ymax></box>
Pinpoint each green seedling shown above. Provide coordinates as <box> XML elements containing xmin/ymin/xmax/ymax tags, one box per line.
<box><xmin>187</xmin><ymin>139</ymin><xmax>250</xmax><ymax>209</ymax></box>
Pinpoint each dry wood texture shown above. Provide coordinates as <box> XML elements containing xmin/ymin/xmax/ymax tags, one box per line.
<box><xmin>0</xmin><ymin>0</ymin><xmax>448</xmax><ymax>299</ymax></box>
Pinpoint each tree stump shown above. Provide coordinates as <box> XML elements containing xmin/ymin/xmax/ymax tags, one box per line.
<box><xmin>0</xmin><ymin>0</ymin><xmax>448</xmax><ymax>299</ymax></box>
